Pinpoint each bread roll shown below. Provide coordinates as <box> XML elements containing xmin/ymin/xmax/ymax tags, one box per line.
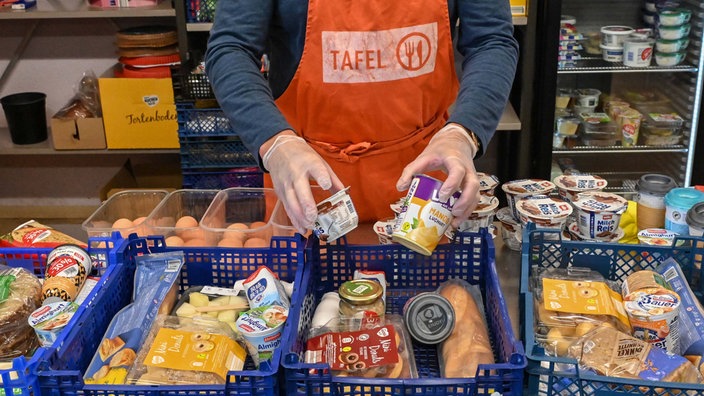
<box><xmin>438</xmin><ymin>279</ymin><xmax>494</xmax><ymax>377</ymax></box>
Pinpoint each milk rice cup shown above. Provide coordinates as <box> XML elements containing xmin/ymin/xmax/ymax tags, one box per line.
<box><xmin>392</xmin><ymin>174</ymin><xmax>460</xmax><ymax>256</ymax></box>
<box><xmin>572</xmin><ymin>191</ymin><xmax>628</xmax><ymax>240</ymax></box>
<box><xmin>553</xmin><ymin>174</ymin><xmax>608</xmax><ymax>203</ymax></box>
<box><xmin>501</xmin><ymin>179</ymin><xmax>556</xmax><ymax>221</ymax></box>
<box><xmin>515</xmin><ymin>195</ymin><xmax>573</xmax><ymax>232</ymax></box>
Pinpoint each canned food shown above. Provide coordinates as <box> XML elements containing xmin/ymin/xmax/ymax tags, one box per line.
<box><xmin>402</xmin><ymin>292</ymin><xmax>455</xmax><ymax>344</ymax></box>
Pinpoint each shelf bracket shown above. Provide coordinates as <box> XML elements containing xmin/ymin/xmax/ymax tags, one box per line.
<box><xmin>0</xmin><ymin>20</ymin><xmax>39</xmax><ymax>92</ymax></box>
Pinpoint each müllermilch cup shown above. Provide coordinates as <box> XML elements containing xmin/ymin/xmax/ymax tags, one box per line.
<box><xmin>636</xmin><ymin>174</ymin><xmax>677</xmax><ymax>230</ymax></box>
<box><xmin>392</xmin><ymin>174</ymin><xmax>460</xmax><ymax>256</ymax></box>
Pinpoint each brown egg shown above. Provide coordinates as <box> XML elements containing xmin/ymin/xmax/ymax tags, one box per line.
<box><xmin>181</xmin><ymin>227</ymin><xmax>205</xmax><ymax>242</ymax></box>
<box><xmin>218</xmin><ymin>238</ymin><xmax>244</xmax><ymax>248</ymax></box>
<box><xmin>133</xmin><ymin>216</ymin><xmax>147</xmax><ymax>225</ymax></box>
<box><xmin>112</xmin><ymin>218</ymin><xmax>134</xmax><ymax>229</ymax></box>
<box><xmin>249</xmin><ymin>221</ymin><xmax>271</xmax><ymax>240</ymax></box>
<box><xmin>224</xmin><ymin>223</ymin><xmax>248</xmax><ymax>242</ymax></box>
<box><xmin>244</xmin><ymin>237</ymin><xmax>268</xmax><ymax>248</ymax></box>
<box><xmin>184</xmin><ymin>238</ymin><xmax>207</xmax><ymax>247</ymax></box>
<box><xmin>165</xmin><ymin>235</ymin><xmax>185</xmax><ymax>247</ymax></box>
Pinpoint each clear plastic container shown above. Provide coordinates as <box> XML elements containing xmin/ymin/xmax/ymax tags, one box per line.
<box><xmin>82</xmin><ymin>190</ymin><xmax>169</xmax><ymax>238</ymax></box>
<box><xmin>581</xmin><ymin>121</ymin><xmax>618</xmax><ymax>146</ymax></box>
<box><xmin>200</xmin><ymin>187</ymin><xmax>279</xmax><ymax>247</ymax></box>
<box><xmin>144</xmin><ymin>189</ymin><xmax>220</xmax><ymax>246</ymax></box>
<box><xmin>556</xmin><ymin>116</ymin><xmax>580</xmax><ymax>135</ymax></box>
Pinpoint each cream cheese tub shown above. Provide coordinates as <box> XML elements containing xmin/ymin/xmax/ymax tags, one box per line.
<box><xmin>515</xmin><ymin>195</ymin><xmax>573</xmax><ymax>231</ymax></box>
<box><xmin>553</xmin><ymin>174</ymin><xmax>608</xmax><ymax>203</ymax></box>
<box><xmin>312</xmin><ymin>187</ymin><xmax>358</xmax><ymax>242</ymax></box>
<box><xmin>573</xmin><ymin>191</ymin><xmax>628</xmax><ymax>240</ymax></box>
<box><xmin>392</xmin><ymin>174</ymin><xmax>460</xmax><ymax>256</ymax></box>
<box><xmin>501</xmin><ymin>179</ymin><xmax>556</xmax><ymax>221</ymax></box>
<box><xmin>601</xmin><ymin>26</ymin><xmax>634</xmax><ymax>46</ymax></box>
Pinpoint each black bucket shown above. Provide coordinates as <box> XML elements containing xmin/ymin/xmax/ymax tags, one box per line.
<box><xmin>1</xmin><ymin>92</ymin><xmax>48</xmax><ymax>145</ymax></box>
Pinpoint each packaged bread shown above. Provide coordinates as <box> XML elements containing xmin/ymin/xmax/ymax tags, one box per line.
<box><xmin>532</xmin><ymin>267</ymin><xmax>631</xmax><ymax>356</ymax></box>
<box><xmin>568</xmin><ymin>324</ymin><xmax>704</xmax><ymax>384</ymax></box>
<box><xmin>125</xmin><ymin>315</ymin><xmax>247</xmax><ymax>385</ymax></box>
<box><xmin>0</xmin><ymin>265</ymin><xmax>42</xmax><ymax>358</ymax></box>
<box><xmin>0</xmin><ymin>220</ymin><xmax>87</xmax><ymax>249</ymax></box>
<box><xmin>437</xmin><ymin>279</ymin><xmax>494</xmax><ymax>378</ymax></box>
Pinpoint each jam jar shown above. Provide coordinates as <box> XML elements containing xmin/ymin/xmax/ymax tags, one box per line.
<box><xmin>338</xmin><ymin>279</ymin><xmax>385</xmax><ymax>319</ymax></box>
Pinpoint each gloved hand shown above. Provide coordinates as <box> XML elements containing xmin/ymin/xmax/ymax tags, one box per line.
<box><xmin>396</xmin><ymin>123</ymin><xmax>481</xmax><ymax>228</ymax></box>
<box><xmin>262</xmin><ymin>132</ymin><xmax>344</xmax><ymax>234</ymax></box>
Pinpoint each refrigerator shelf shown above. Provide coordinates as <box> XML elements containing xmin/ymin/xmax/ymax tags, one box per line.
<box><xmin>558</xmin><ymin>57</ymin><xmax>698</xmax><ymax>74</ymax></box>
<box><xmin>552</xmin><ymin>144</ymin><xmax>687</xmax><ymax>154</ymax></box>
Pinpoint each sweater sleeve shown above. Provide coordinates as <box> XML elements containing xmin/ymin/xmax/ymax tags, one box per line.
<box><xmin>447</xmin><ymin>0</ymin><xmax>519</xmax><ymax>157</ymax></box>
<box><xmin>204</xmin><ymin>0</ymin><xmax>293</xmax><ymax>161</ymax></box>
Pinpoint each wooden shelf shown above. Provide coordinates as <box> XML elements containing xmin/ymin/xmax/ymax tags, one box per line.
<box><xmin>0</xmin><ymin>0</ymin><xmax>175</xmax><ymax>19</ymax></box>
<box><xmin>498</xmin><ymin>103</ymin><xmax>521</xmax><ymax>131</ymax></box>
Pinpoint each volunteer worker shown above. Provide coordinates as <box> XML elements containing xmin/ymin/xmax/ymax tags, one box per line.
<box><xmin>205</xmin><ymin>0</ymin><xmax>518</xmax><ymax>234</ymax></box>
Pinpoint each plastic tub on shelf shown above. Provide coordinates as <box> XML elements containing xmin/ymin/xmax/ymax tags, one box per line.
<box><xmin>0</xmin><ymin>234</ymin><xmax>123</xmax><ymax>396</ymax></box>
<box><xmin>36</xmin><ymin>234</ymin><xmax>306</xmax><ymax>396</ymax></box>
<box><xmin>82</xmin><ymin>190</ymin><xmax>169</xmax><ymax>239</ymax></box>
<box><xmin>520</xmin><ymin>224</ymin><xmax>704</xmax><ymax>395</ymax></box>
<box><xmin>282</xmin><ymin>229</ymin><xmax>526</xmax><ymax>396</ymax></box>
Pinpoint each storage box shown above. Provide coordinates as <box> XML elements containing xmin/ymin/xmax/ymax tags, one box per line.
<box><xmin>0</xmin><ymin>235</ymin><xmax>122</xmax><ymax>396</ymax></box>
<box><xmin>200</xmin><ymin>188</ymin><xmax>279</xmax><ymax>247</ymax></box>
<box><xmin>36</xmin><ymin>234</ymin><xmax>305</xmax><ymax>396</ymax></box>
<box><xmin>50</xmin><ymin>117</ymin><xmax>106</xmax><ymax>150</ymax></box>
<box><xmin>282</xmin><ymin>229</ymin><xmax>526</xmax><ymax>395</ymax></box>
<box><xmin>144</xmin><ymin>189</ymin><xmax>219</xmax><ymax>242</ymax></box>
<box><xmin>521</xmin><ymin>225</ymin><xmax>704</xmax><ymax>395</ymax></box>
<box><xmin>82</xmin><ymin>189</ymin><xmax>169</xmax><ymax>238</ymax></box>
<box><xmin>99</xmin><ymin>78</ymin><xmax>179</xmax><ymax>149</ymax></box>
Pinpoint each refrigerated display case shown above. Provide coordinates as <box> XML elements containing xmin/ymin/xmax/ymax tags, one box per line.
<box><xmin>526</xmin><ymin>0</ymin><xmax>703</xmax><ymax>199</ymax></box>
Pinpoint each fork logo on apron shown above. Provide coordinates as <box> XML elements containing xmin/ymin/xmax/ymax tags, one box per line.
<box><xmin>322</xmin><ymin>22</ymin><xmax>438</xmax><ymax>83</ymax></box>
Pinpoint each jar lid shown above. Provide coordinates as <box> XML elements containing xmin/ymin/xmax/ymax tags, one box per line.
<box><xmin>636</xmin><ymin>174</ymin><xmax>677</xmax><ymax>195</ymax></box>
<box><xmin>665</xmin><ymin>187</ymin><xmax>704</xmax><ymax>208</ymax></box>
<box><xmin>402</xmin><ymin>292</ymin><xmax>455</xmax><ymax>344</ymax></box>
<box><xmin>339</xmin><ymin>280</ymin><xmax>383</xmax><ymax>304</ymax></box>
<box><xmin>687</xmin><ymin>202</ymin><xmax>704</xmax><ymax>228</ymax></box>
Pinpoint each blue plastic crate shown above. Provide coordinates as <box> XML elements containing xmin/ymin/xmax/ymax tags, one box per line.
<box><xmin>177</xmin><ymin>103</ymin><xmax>233</xmax><ymax>137</ymax></box>
<box><xmin>37</xmin><ymin>234</ymin><xmax>305</xmax><ymax>396</ymax></box>
<box><xmin>521</xmin><ymin>225</ymin><xmax>704</xmax><ymax>395</ymax></box>
<box><xmin>186</xmin><ymin>0</ymin><xmax>216</xmax><ymax>23</ymax></box>
<box><xmin>180</xmin><ymin>137</ymin><xmax>257</xmax><ymax>169</ymax></box>
<box><xmin>182</xmin><ymin>72</ymin><xmax>215</xmax><ymax>100</ymax></box>
<box><xmin>182</xmin><ymin>168</ymin><xmax>263</xmax><ymax>189</ymax></box>
<box><xmin>282</xmin><ymin>229</ymin><xmax>526</xmax><ymax>396</ymax></box>
<box><xmin>0</xmin><ymin>235</ymin><xmax>122</xmax><ymax>396</ymax></box>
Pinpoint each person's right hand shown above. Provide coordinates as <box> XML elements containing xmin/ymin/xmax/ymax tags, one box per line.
<box><xmin>261</xmin><ymin>132</ymin><xmax>344</xmax><ymax>234</ymax></box>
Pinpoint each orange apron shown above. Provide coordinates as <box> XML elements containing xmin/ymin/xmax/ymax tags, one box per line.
<box><xmin>268</xmin><ymin>0</ymin><xmax>459</xmax><ymax>222</ymax></box>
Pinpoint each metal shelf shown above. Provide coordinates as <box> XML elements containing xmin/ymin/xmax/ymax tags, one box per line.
<box><xmin>558</xmin><ymin>57</ymin><xmax>698</xmax><ymax>74</ymax></box>
<box><xmin>0</xmin><ymin>0</ymin><xmax>175</xmax><ymax>19</ymax></box>
<box><xmin>553</xmin><ymin>144</ymin><xmax>688</xmax><ymax>154</ymax></box>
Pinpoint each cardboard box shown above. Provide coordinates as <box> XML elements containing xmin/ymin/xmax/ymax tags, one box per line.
<box><xmin>99</xmin><ymin>78</ymin><xmax>179</xmax><ymax>149</ymax></box>
<box><xmin>511</xmin><ymin>0</ymin><xmax>527</xmax><ymax>16</ymax></box>
<box><xmin>50</xmin><ymin>117</ymin><xmax>107</xmax><ymax>150</ymax></box>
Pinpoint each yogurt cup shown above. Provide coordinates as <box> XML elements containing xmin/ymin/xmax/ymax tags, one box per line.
<box><xmin>496</xmin><ymin>207</ymin><xmax>522</xmax><ymax>251</ymax></box>
<box><xmin>515</xmin><ymin>195</ymin><xmax>573</xmax><ymax>231</ymax></box>
<box><xmin>235</xmin><ymin>304</ymin><xmax>288</xmax><ymax>359</ymax></box>
<box><xmin>553</xmin><ymin>174</ymin><xmax>608</xmax><ymax>203</ymax></box>
<box><xmin>572</xmin><ymin>192</ymin><xmax>628</xmax><ymax>240</ymax></box>
<box><xmin>686</xmin><ymin>202</ymin><xmax>704</xmax><ymax>237</ymax></box>
<box><xmin>637</xmin><ymin>228</ymin><xmax>679</xmax><ymax>245</ymax></box>
<box><xmin>445</xmin><ymin>195</ymin><xmax>499</xmax><ymax>238</ymax></box>
<box><xmin>576</xmin><ymin>89</ymin><xmax>602</xmax><ymax>108</ymax></box>
<box><xmin>568</xmin><ymin>221</ymin><xmax>624</xmax><ymax>242</ymax></box>
<box><xmin>664</xmin><ymin>187</ymin><xmax>704</xmax><ymax>235</ymax></box>
<box><xmin>655</xmin><ymin>37</ymin><xmax>689</xmax><ymax>53</ymax></box>
<box><xmin>373</xmin><ymin>218</ymin><xmax>397</xmax><ymax>245</ymax></box>
<box><xmin>600</xmin><ymin>43</ymin><xmax>624</xmax><ymax>62</ymax></box>
<box><xmin>623</xmin><ymin>38</ymin><xmax>654</xmax><ymax>67</ymax></box>
<box><xmin>28</xmin><ymin>301</ymin><xmax>79</xmax><ymax>347</ymax></box>
<box><xmin>392</xmin><ymin>174</ymin><xmax>461</xmax><ymax>256</ymax></box>
<box><xmin>601</xmin><ymin>26</ymin><xmax>635</xmax><ymax>46</ymax></box>
<box><xmin>477</xmin><ymin>172</ymin><xmax>500</xmax><ymax>196</ymax></box>
<box><xmin>656</xmin><ymin>8</ymin><xmax>692</xmax><ymax>26</ymax></box>
<box><xmin>617</xmin><ymin>108</ymin><xmax>643</xmax><ymax>146</ymax></box>
<box><xmin>655</xmin><ymin>51</ymin><xmax>686</xmax><ymax>66</ymax></box>
<box><xmin>312</xmin><ymin>187</ymin><xmax>358</xmax><ymax>242</ymax></box>
<box><xmin>623</xmin><ymin>288</ymin><xmax>681</xmax><ymax>354</ymax></box>
<box><xmin>657</xmin><ymin>24</ymin><xmax>690</xmax><ymax>40</ymax></box>
<box><xmin>501</xmin><ymin>179</ymin><xmax>556</xmax><ymax>221</ymax></box>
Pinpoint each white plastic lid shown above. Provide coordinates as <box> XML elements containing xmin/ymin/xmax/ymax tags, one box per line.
<box><xmin>573</xmin><ymin>191</ymin><xmax>628</xmax><ymax>213</ymax></box>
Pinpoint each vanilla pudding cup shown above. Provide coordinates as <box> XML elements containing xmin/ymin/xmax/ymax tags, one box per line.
<box><xmin>392</xmin><ymin>174</ymin><xmax>460</xmax><ymax>256</ymax></box>
<box><xmin>572</xmin><ymin>191</ymin><xmax>628</xmax><ymax>240</ymax></box>
<box><xmin>553</xmin><ymin>174</ymin><xmax>608</xmax><ymax>203</ymax></box>
<box><xmin>515</xmin><ymin>195</ymin><xmax>573</xmax><ymax>232</ymax></box>
<box><xmin>501</xmin><ymin>179</ymin><xmax>556</xmax><ymax>221</ymax></box>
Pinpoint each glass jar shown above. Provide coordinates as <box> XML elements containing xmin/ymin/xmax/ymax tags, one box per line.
<box><xmin>338</xmin><ymin>280</ymin><xmax>385</xmax><ymax>319</ymax></box>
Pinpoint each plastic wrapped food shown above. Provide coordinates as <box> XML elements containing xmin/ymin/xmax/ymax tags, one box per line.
<box><xmin>0</xmin><ymin>266</ymin><xmax>42</xmax><ymax>358</ymax></box>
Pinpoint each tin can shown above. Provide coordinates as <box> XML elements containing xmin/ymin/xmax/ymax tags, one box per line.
<box><xmin>43</xmin><ymin>244</ymin><xmax>93</xmax><ymax>302</ymax></box>
<box><xmin>402</xmin><ymin>292</ymin><xmax>455</xmax><ymax>344</ymax></box>
<box><xmin>392</xmin><ymin>175</ymin><xmax>460</xmax><ymax>256</ymax></box>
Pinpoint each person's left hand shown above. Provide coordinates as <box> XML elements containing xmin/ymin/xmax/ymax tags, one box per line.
<box><xmin>396</xmin><ymin>123</ymin><xmax>481</xmax><ymax>228</ymax></box>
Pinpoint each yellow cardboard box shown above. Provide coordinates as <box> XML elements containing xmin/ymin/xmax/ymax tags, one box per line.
<box><xmin>511</xmin><ymin>0</ymin><xmax>527</xmax><ymax>16</ymax></box>
<box><xmin>99</xmin><ymin>78</ymin><xmax>179</xmax><ymax>149</ymax></box>
<box><xmin>50</xmin><ymin>117</ymin><xmax>107</xmax><ymax>150</ymax></box>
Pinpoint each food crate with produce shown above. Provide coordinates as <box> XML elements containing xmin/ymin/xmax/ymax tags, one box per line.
<box><xmin>0</xmin><ymin>233</ymin><xmax>123</xmax><ymax>396</ymax></box>
<box><xmin>36</xmin><ymin>233</ymin><xmax>305</xmax><ymax>396</ymax></box>
<box><xmin>521</xmin><ymin>225</ymin><xmax>704</xmax><ymax>395</ymax></box>
<box><xmin>282</xmin><ymin>229</ymin><xmax>526</xmax><ymax>396</ymax></box>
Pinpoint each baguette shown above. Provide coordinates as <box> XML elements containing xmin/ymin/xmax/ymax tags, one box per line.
<box><xmin>438</xmin><ymin>279</ymin><xmax>495</xmax><ymax>377</ymax></box>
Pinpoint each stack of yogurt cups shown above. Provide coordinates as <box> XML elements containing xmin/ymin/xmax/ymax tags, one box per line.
<box><xmin>445</xmin><ymin>172</ymin><xmax>500</xmax><ymax>240</ymax></box>
<box><xmin>559</xmin><ymin>15</ymin><xmax>583</xmax><ymax>67</ymax></box>
<box><xmin>653</xmin><ymin>5</ymin><xmax>691</xmax><ymax>66</ymax></box>
<box><xmin>498</xmin><ymin>179</ymin><xmax>559</xmax><ymax>250</ymax></box>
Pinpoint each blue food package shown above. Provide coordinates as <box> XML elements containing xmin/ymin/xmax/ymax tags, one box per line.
<box><xmin>83</xmin><ymin>251</ymin><xmax>185</xmax><ymax>384</ymax></box>
<box><xmin>657</xmin><ymin>258</ymin><xmax>704</xmax><ymax>358</ymax></box>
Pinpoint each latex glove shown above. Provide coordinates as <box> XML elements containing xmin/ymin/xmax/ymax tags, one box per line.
<box><xmin>396</xmin><ymin>123</ymin><xmax>480</xmax><ymax>228</ymax></box>
<box><xmin>262</xmin><ymin>133</ymin><xmax>344</xmax><ymax>234</ymax></box>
